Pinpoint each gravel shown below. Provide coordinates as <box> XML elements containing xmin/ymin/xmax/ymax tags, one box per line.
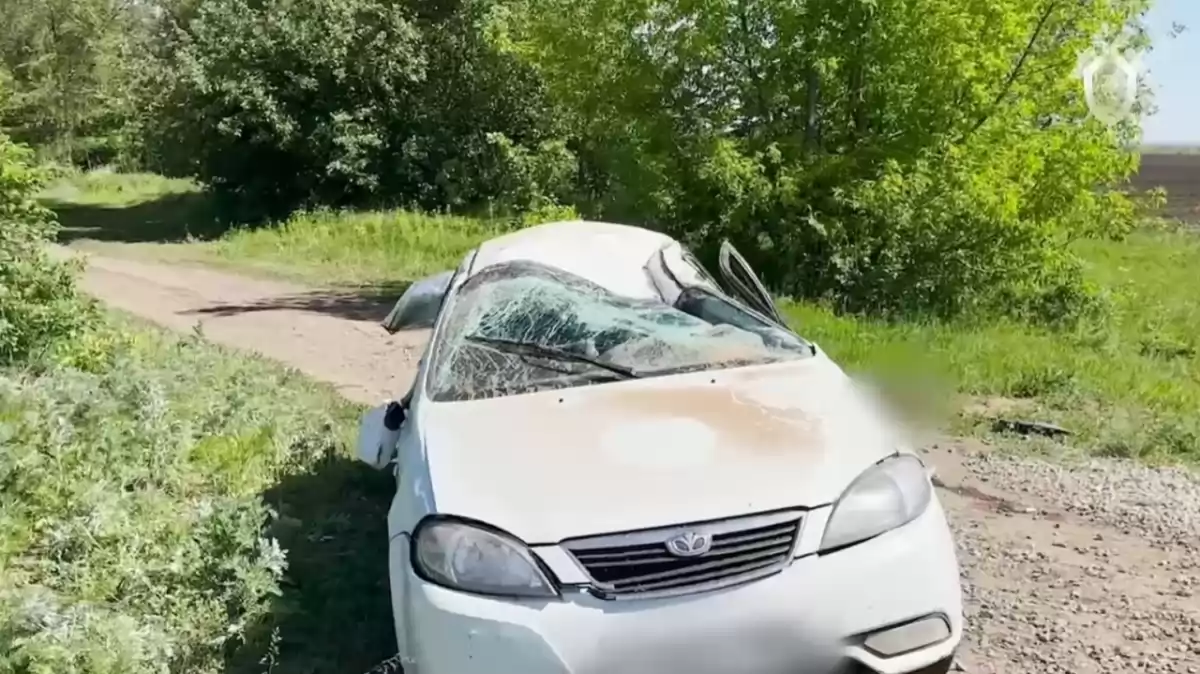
<box><xmin>944</xmin><ymin>450</ymin><xmax>1200</xmax><ymax>674</ymax></box>
<box><xmin>963</xmin><ymin>453</ymin><xmax>1200</xmax><ymax>550</ymax></box>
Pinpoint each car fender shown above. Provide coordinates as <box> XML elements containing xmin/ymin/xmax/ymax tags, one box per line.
<box><xmin>387</xmin><ymin>534</ymin><xmax>416</xmax><ymax>666</ymax></box>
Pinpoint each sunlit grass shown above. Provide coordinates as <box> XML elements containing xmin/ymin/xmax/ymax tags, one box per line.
<box><xmin>38</xmin><ymin>167</ymin><xmax>202</xmax><ymax>208</ymax></box>
<box><xmin>212</xmin><ymin>208</ymin><xmax>511</xmax><ymax>285</ymax></box>
<box><xmin>783</xmin><ymin>234</ymin><xmax>1200</xmax><ymax>463</ymax></box>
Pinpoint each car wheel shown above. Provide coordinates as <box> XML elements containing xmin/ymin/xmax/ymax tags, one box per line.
<box><xmin>361</xmin><ymin>654</ymin><xmax>405</xmax><ymax>674</ymax></box>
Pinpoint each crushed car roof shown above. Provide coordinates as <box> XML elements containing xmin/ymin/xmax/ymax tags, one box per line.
<box><xmin>469</xmin><ymin>220</ymin><xmax>675</xmax><ymax>300</ymax></box>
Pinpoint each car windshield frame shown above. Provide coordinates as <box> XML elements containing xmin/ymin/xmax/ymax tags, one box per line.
<box><xmin>425</xmin><ymin>259</ymin><xmax>812</xmax><ymax>402</ymax></box>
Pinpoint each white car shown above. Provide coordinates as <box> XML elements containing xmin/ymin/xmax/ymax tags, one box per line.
<box><xmin>356</xmin><ymin>220</ymin><xmax>963</xmax><ymax>674</ymax></box>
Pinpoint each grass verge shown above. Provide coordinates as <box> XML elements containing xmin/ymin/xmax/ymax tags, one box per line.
<box><xmin>0</xmin><ymin>315</ymin><xmax>394</xmax><ymax>674</ymax></box>
<box><xmin>782</xmin><ymin>231</ymin><xmax>1200</xmax><ymax>464</ymax></box>
<box><xmin>41</xmin><ymin>171</ymin><xmax>1200</xmax><ymax>463</ymax></box>
<box><xmin>210</xmin><ymin>208</ymin><xmax>511</xmax><ymax>285</ymax></box>
<box><xmin>40</xmin><ymin>169</ymin><xmax>222</xmax><ymax>247</ymax></box>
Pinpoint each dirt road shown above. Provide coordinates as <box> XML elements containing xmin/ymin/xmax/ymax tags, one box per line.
<box><xmin>58</xmin><ymin>248</ymin><xmax>428</xmax><ymax>405</ymax></box>
<box><xmin>67</xmin><ymin>248</ymin><xmax>1200</xmax><ymax>674</ymax></box>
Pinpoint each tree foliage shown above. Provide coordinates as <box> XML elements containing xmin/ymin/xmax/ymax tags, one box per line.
<box><xmin>500</xmin><ymin>0</ymin><xmax>1153</xmax><ymax>320</ymax></box>
<box><xmin>0</xmin><ymin>0</ymin><xmax>1167</xmax><ymax>322</ymax></box>
<box><xmin>141</xmin><ymin>0</ymin><xmax>574</xmax><ymax>218</ymax></box>
<box><xmin>0</xmin><ymin>0</ymin><xmax>141</xmax><ymax>166</ymax></box>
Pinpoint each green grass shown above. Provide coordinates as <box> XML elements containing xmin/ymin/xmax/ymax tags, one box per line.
<box><xmin>0</xmin><ymin>316</ymin><xmax>394</xmax><ymax>674</ymax></box>
<box><xmin>40</xmin><ymin>170</ymin><xmax>1200</xmax><ymax>463</ymax></box>
<box><xmin>781</xmin><ymin>232</ymin><xmax>1200</xmax><ymax>463</ymax></box>
<box><xmin>39</xmin><ymin>169</ymin><xmax>203</xmax><ymax>208</ymax></box>
<box><xmin>211</xmin><ymin>208</ymin><xmax>512</xmax><ymax>285</ymax></box>
<box><xmin>40</xmin><ymin>170</ymin><xmax>224</xmax><ymax>248</ymax></box>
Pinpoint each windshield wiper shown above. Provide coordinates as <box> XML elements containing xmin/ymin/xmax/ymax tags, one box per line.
<box><xmin>464</xmin><ymin>335</ymin><xmax>640</xmax><ymax>380</ymax></box>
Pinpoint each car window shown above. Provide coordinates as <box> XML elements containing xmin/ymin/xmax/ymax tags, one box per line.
<box><xmin>675</xmin><ymin>286</ymin><xmax>771</xmax><ymax>331</ymax></box>
<box><xmin>679</xmin><ymin>247</ymin><xmax>722</xmax><ymax>290</ymax></box>
<box><xmin>427</xmin><ymin>261</ymin><xmax>812</xmax><ymax>402</ymax></box>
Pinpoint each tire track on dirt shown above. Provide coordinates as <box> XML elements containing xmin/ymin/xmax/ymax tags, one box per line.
<box><xmin>62</xmin><ymin>247</ymin><xmax>1200</xmax><ymax>674</ymax></box>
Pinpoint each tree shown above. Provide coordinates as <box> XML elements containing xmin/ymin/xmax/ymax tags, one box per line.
<box><xmin>501</xmin><ymin>0</ymin><xmax>1155</xmax><ymax>321</ymax></box>
<box><xmin>0</xmin><ymin>0</ymin><xmax>142</xmax><ymax>166</ymax></box>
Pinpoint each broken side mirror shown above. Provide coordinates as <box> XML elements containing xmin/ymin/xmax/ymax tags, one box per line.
<box><xmin>381</xmin><ymin>270</ymin><xmax>454</xmax><ymax>333</ymax></box>
<box><xmin>356</xmin><ymin>400</ymin><xmax>407</xmax><ymax>470</ymax></box>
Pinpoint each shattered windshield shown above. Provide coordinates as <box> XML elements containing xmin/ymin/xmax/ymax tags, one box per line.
<box><xmin>427</xmin><ymin>261</ymin><xmax>811</xmax><ymax>402</ymax></box>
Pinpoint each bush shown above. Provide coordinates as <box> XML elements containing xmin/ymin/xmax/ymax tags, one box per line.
<box><xmin>767</xmin><ymin>141</ymin><xmax>1126</xmax><ymax>323</ymax></box>
<box><xmin>0</xmin><ymin>326</ymin><xmax>367</xmax><ymax>674</ymax></box>
<box><xmin>0</xmin><ymin>133</ymin><xmax>92</xmax><ymax>364</ymax></box>
<box><xmin>145</xmin><ymin>0</ymin><xmax>574</xmax><ymax>219</ymax></box>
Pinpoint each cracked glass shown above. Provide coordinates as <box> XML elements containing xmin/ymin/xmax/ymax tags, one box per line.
<box><xmin>428</xmin><ymin>261</ymin><xmax>811</xmax><ymax>402</ymax></box>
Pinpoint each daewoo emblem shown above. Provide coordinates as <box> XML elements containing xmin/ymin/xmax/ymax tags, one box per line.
<box><xmin>665</xmin><ymin>531</ymin><xmax>712</xmax><ymax>558</ymax></box>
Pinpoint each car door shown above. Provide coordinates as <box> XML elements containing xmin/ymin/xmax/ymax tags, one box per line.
<box><xmin>716</xmin><ymin>240</ymin><xmax>788</xmax><ymax>328</ymax></box>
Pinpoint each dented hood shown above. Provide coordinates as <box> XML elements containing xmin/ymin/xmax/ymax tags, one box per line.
<box><xmin>418</xmin><ymin>354</ymin><xmax>903</xmax><ymax>544</ymax></box>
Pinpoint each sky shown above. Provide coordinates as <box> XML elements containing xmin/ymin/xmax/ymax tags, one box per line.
<box><xmin>1141</xmin><ymin>0</ymin><xmax>1199</xmax><ymax>145</ymax></box>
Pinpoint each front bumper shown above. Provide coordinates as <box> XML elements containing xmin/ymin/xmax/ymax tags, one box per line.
<box><xmin>390</xmin><ymin>498</ymin><xmax>963</xmax><ymax>674</ymax></box>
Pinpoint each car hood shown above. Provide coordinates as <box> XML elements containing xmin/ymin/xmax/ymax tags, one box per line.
<box><xmin>418</xmin><ymin>353</ymin><xmax>906</xmax><ymax>544</ymax></box>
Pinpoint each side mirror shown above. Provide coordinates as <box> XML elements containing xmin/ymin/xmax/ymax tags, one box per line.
<box><xmin>356</xmin><ymin>400</ymin><xmax>407</xmax><ymax>470</ymax></box>
<box><xmin>381</xmin><ymin>270</ymin><xmax>454</xmax><ymax>334</ymax></box>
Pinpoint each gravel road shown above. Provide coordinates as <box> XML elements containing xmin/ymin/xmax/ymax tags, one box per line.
<box><xmin>63</xmin><ymin>247</ymin><xmax>1200</xmax><ymax>673</ymax></box>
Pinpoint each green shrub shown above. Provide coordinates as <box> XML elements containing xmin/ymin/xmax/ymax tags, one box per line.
<box><xmin>147</xmin><ymin>0</ymin><xmax>573</xmax><ymax>219</ymax></box>
<box><xmin>0</xmin><ymin>325</ymin><xmax>372</xmax><ymax>674</ymax></box>
<box><xmin>0</xmin><ymin>134</ymin><xmax>92</xmax><ymax>364</ymax></box>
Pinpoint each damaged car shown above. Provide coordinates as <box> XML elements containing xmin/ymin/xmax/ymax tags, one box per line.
<box><xmin>357</xmin><ymin>220</ymin><xmax>964</xmax><ymax>674</ymax></box>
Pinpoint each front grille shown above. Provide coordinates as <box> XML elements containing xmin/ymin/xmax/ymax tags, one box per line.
<box><xmin>561</xmin><ymin>510</ymin><xmax>803</xmax><ymax>599</ymax></box>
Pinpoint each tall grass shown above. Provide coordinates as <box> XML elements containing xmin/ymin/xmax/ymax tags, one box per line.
<box><xmin>38</xmin><ymin>167</ymin><xmax>202</xmax><ymax>208</ymax></box>
<box><xmin>213</xmin><ymin>209</ymin><xmax>511</xmax><ymax>285</ymax></box>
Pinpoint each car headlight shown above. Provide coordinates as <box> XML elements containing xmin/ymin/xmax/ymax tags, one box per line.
<box><xmin>412</xmin><ymin>516</ymin><xmax>559</xmax><ymax>598</ymax></box>
<box><xmin>819</xmin><ymin>454</ymin><xmax>932</xmax><ymax>552</ymax></box>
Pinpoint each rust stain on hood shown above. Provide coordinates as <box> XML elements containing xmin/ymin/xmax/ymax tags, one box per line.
<box><xmin>585</xmin><ymin>384</ymin><xmax>825</xmax><ymax>454</ymax></box>
<box><xmin>431</xmin><ymin>362</ymin><xmax>838</xmax><ymax>462</ymax></box>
